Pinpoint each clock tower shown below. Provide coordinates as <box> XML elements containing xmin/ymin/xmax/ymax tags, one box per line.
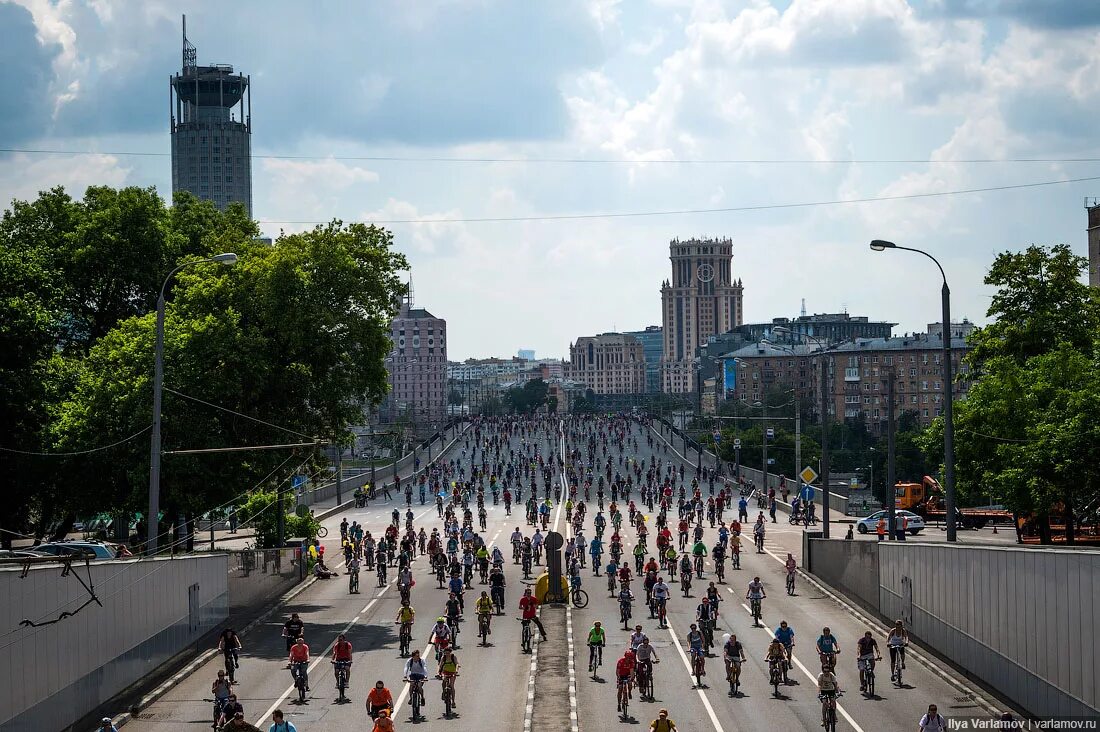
<box><xmin>659</xmin><ymin>237</ymin><xmax>744</xmax><ymax>393</ymax></box>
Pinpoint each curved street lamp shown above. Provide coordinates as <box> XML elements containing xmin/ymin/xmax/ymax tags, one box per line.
<box><xmin>147</xmin><ymin>253</ymin><xmax>238</xmax><ymax>554</ymax></box>
<box><xmin>870</xmin><ymin>239</ymin><xmax>957</xmax><ymax>542</ymax></box>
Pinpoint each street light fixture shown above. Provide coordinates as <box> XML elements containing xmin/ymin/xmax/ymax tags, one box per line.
<box><xmin>869</xmin><ymin>239</ymin><xmax>957</xmax><ymax>541</ymax></box>
<box><xmin>147</xmin><ymin>253</ymin><xmax>238</xmax><ymax>554</ymax></box>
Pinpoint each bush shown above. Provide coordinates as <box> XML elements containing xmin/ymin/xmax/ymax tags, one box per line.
<box><xmin>236</xmin><ymin>489</ymin><xmax>319</xmax><ymax>547</ymax></box>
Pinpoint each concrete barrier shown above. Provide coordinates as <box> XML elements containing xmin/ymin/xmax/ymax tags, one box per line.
<box><xmin>804</xmin><ymin>538</ymin><xmax>1100</xmax><ymax>719</ymax></box>
<box><xmin>0</xmin><ymin>554</ymin><xmax>227</xmax><ymax>732</ymax></box>
<box><xmin>227</xmin><ymin>548</ymin><xmax>304</xmax><ymax>616</ymax></box>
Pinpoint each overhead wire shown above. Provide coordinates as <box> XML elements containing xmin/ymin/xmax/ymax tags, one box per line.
<box><xmin>256</xmin><ymin>174</ymin><xmax>1100</xmax><ymax>225</ymax></box>
<box><xmin>0</xmin><ymin>425</ymin><xmax>152</xmax><ymax>456</ymax></box>
<box><xmin>163</xmin><ymin>388</ymin><xmax>317</xmax><ymax>441</ymax></box>
<box><xmin>4</xmin><ymin>147</ymin><xmax>1100</xmax><ymax>165</ymax></box>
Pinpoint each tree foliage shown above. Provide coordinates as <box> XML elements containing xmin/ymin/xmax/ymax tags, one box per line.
<box><xmin>921</xmin><ymin>245</ymin><xmax>1100</xmax><ymax>542</ymax></box>
<box><xmin>505</xmin><ymin>378</ymin><xmax>549</xmax><ymax>414</ymax></box>
<box><xmin>0</xmin><ymin>186</ymin><xmax>407</xmax><ymax>547</ymax></box>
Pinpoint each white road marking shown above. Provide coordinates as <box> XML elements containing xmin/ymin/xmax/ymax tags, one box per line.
<box><xmin>661</xmin><ymin>614</ymin><xmax>727</xmax><ymax>732</ymax></box>
<box><xmin>739</xmin><ymin>601</ymin><xmax>867</xmax><ymax>732</ymax></box>
<box><xmin>254</xmin><ymin>583</ymin><xmax>392</xmax><ymax>726</ymax></box>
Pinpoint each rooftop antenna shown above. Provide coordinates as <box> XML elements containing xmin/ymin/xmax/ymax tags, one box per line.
<box><xmin>800</xmin><ymin>298</ymin><xmax>807</xmax><ymax>317</ymax></box>
<box><xmin>182</xmin><ymin>15</ymin><xmax>197</xmax><ymax>73</ymax></box>
<box><xmin>406</xmin><ymin>270</ymin><xmax>415</xmax><ymax>307</ymax></box>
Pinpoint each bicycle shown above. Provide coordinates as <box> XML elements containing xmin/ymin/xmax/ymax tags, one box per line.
<box><xmin>222</xmin><ymin>650</ymin><xmax>236</xmax><ymax>685</ymax></box>
<box><xmin>478</xmin><ymin>613</ymin><xmax>491</xmax><ymax>645</ymax></box>
<box><xmin>617</xmin><ymin>676</ymin><xmax>631</xmax><ymax>718</ymax></box>
<box><xmin>786</xmin><ymin>571</ymin><xmax>795</xmax><ymax>596</ymax></box>
<box><xmin>291</xmin><ymin>661</ymin><xmax>308</xmax><ymax>703</ymax></box>
<box><xmin>398</xmin><ymin>621</ymin><xmax>412</xmax><ymax>657</ymax></box>
<box><xmin>570</xmin><ymin>587</ymin><xmax>589</xmax><ymax>609</ymax></box>
<box><xmin>694</xmin><ymin>555</ymin><xmax>704</xmax><ymax>578</ymax></box>
<box><xmin>441</xmin><ymin>673</ymin><xmax>458</xmax><ymax>717</ymax></box>
<box><xmin>768</xmin><ymin>659</ymin><xmax>783</xmax><ymax>697</ymax></box>
<box><xmin>859</xmin><ymin>655</ymin><xmax>878</xmax><ymax>697</ymax></box>
<box><xmin>520</xmin><ymin>618</ymin><xmax>533</xmax><ymax>653</ymax></box>
<box><xmin>690</xmin><ymin>648</ymin><xmax>707</xmax><ymax>688</ymax></box>
<box><xmin>619</xmin><ymin>601</ymin><xmax>632</xmax><ymax>630</ymax></box>
<box><xmin>654</xmin><ymin>598</ymin><xmax>668</xmax><ymax>629</ymax></box>
<box><xmin>332</xmin><ymin>660</ymin><xmax>350</xmax><ymax>702</ymax></box>
<box><xmin>715</xmin><ymin>559</ymin><xmax>725</xmax><ymax>584</ymax></box>
<box><xmin>436</xmin><ymin>563</ymin><xmax>446</xmax><ymax>589</ymax></box>
<box><xmin>588</xmin><ymin>643</ymin><xmax>604</xmax><ymax>676</ymax></box>
<box><xmin>348</xmin><ymin>569</ymin><xmax>360</xmax><ymax>594</ymax></box>
<box><xmin>377</xmin><ymin>564</ymin><xmax>387</xmax><ymax>587</ymax></box>
<box><xmin>636</xmin><ymin>660</ymin><xmax>654</xmax><ymax>701</ymax></box>
<box><xmin>726</xmin><ymin>659</ymin><xmax>742</xmax><ymax>696</ymax></box>
<box><xmin>820</xmin><ymin>691</ymin><xmax>842</xmax><ymax>732</ymax></box>
<box><xmin>749</xmin><ymin>598</ymin><xmax>762</xmax><ymax>627</ymax></box>
<box><xmin>891</xmin><ymin>644</ymin><xmax>907</xmax><ymax>686</ymax></box>
<box><xmin>607</xmin><ymin>573</ymin><xmax>617</xmax><ymax>597</ymax></box>
<box><xmin>316</xmin><ymin>525</ymin><xmax>329</xmax><ymax>538</ymax></box>
<box><xmin>406</xmin><ymin>676</ymin><xmax>426</xmax><ymax>722</ymax></box>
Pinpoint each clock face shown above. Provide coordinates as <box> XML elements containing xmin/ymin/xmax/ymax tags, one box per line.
<box><xmin>697</xmin><ymin>263</ymin><xmax>715</xmax><ymax>283</ymax></box>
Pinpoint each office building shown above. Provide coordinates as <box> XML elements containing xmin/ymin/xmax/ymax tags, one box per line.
<box><xmin>1088</xmin><ymin>199</ymin><xmax>1100</xmax><ymax>287</ymax></box>
<box><xmin>660</xmin><ymin>237</ymin><xmax>744</xmax><ymax>393</ymax></box>
<box><xmin>568</xmin><ymin>333</ymin><xmax>647</xmax><ymax>395</ymax></box>
<box><xmin>736</xmin><ymin>312</ymin><xmax>894</xmax><ymax>345</ymax></box>
<box><xmin>170</xmin><ymin>16</ymin><xmax>252</xmax><ymax>216</ymax></box>
<box><xmin>622</xmin><ymin>326</ymin><xmax>663</xmax><ymax>393</ymax></box>
<box><xmin>385</xmin><ymin>298</ymin><xmax>447</xmax><ymax>425</ymax></box>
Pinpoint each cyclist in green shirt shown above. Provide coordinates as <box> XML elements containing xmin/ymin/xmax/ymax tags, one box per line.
<box><xmin>587</xmin><ymin>621</ymin><xmax>607</xmax><ymax>672</ymax></box>
<box><xmin>691</xmin><ymin>540</ymin><xmax>707</xmax><ymax>578</ymax></box>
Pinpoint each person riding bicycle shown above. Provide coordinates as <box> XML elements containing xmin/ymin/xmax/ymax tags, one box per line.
<box><xmin>475</xmin><ymin>591</ymin><xmax>494</xmax><ymax>634</ymax></box>
<box><xmin>331</xmin><ymin>633</ymin><xmax>353</xmax><ymax>684</ymax></box>
<box><xmin>774</xmin><ymin>621</ymin><xmax>795</xmax><ymax>664</ymax></box>
<box><xmin>448</xmin><ymin>574</ymin><xmax>465</xmax><ymax>613</ymax></box>
<box><xmin>887</xmin><ymin>619</ymin><xmax>909</xmax><ymax>680</ymax></box>
<box><xmin>752</xmin><ymin>518</ymin><xmax>766</xmax><ymax>552</ymax></box>
<box><xmin>817</xmin><ymin>627</ymin><xmax>842</xmax><ymax>667</ymax></box>
<box><xmin>519</xmin><ymin>587</ymin><xmax>548</xmax><ymax>640</ymax></box>
<box><xmin>615</xmin><ymin>649</ymin><xmax>636</xmax><ymax>713</ymax></box>
<box><xmin>686</xmin><ymin>624</ymin><xmax>706</xmax><ymax>674</ymax></box>
<box><xmin>218</xmin><ymin>627</ymin><xmax>242</xmax><ymax>672</ymax></box>
<box><xmin>856</xmin><ymin>631</ymin><xmax>881</xmax><ymax>691</ymax></box>
<box><xmin>784</xmin><ymin>552</ymin><xmax>797</xmax><ymax>576</ymax></box>
<box><xmin>430</xmin><ymin>617</ymin><xmax>452</xmax><ymax>652</ymax></box>
<box><xmin>366</xmin><ymin>680</ymin><xmax>394</xmax><ymax>719</ymax></box>
<box><xmin>211</xmin><ymin>669</ymin><xmax>232</xmax><ymax>719</ymax></box>
<box><xmin>635</xmin><ymin>636</ymin><xmax>659</xmax><ymax>688</ymax></box>
<box><xmin>723</xmin><ymin>634</ymin><xmax>746</xmax><ymax>685</ymax></box>
<box><xmin>817</xmin><ymin>662</ymin><xmax>841</xmax><ymax>704</ymax></box>
<box><xmin>288</xmin><ymin>636</ymin><xmax>310</xmax><ymax>691</ymax></box>
<box><xmin>404</xmin><ymin>648</ymin><xmax>429</xmax><ymax>683</ymax></box>
<box><xmin>437</xmin><ymin>647</ymin><xmax>460</xmax><ymax>702</ymax></box>
<box><xmin>587</xmin><ymin>621</ymin><xmax>606</xmax><ymax>666</ymax></box>
<box><xmin>765</xmin><ymin>637</ymin><xmax>787</xmax><ymax>679</ymax></box>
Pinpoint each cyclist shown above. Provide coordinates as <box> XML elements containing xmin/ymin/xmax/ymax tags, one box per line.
<box><xmin>587</xmin><ymin>621</ymin><xmax>606</xmax><ymax>668</ymax></box>
<box><xmin>519</xmin><ymin>587</ymin><xmax>548</xmax><ymax>640</ymax></box>
<box><xmin>629</xmin><ymin>625</ymin><xmax>649</xmax><ymax>651</ymax></box>
<box><xmin>696</xmin><ymin>597</ymin><xmax>716</xmax><ymax>648</ymax></box>
<box><xmin>448</xmin><ymin>573</ymin><xmax>465</xmax><ymax>614</ymax></box>
<box><xmin>817</xmin><ymin>626</ymin><xmax>842</xmax><ymax>668</ymax></box>
<box><xmin>752</xmin><ymin>518</ymin><xmax>766</xmax><ymax>553</ymax></box>
<box><xmin>635</xmin><ymin>636</ymin><xmax>659</xmax><ymax>692</ymax></box>
<box><xmin>489</xmin><ymin>565</ymin><xmax>507</xmax><ymax>613</ymax></box>
<box><xmin>691</xmin><ymin>538</ymin><xmax>707</xmax><ymax>577</ymax></box>
<box><xmin>222</xmin><ymin>710</ymin><xmax>260</xmax><ymax>732</ymax></box>
<box><xmin>651</xmin><ymin>576</ymin><xmax>670</xmax><ymax>626</ymax></box>
<box><xmin>774</xmin><ymin>620</ymin><xmax>795</xmax><ymax>667</ymax></box>
<box><xmin>918</xmin><ymin>704</ymin><xmax>948</xmax><ymax>732</ymax></box>
<box><xmin>437</xmin><ymin>647</ymin><xmax>460</xmax><ymax>706</ymax></box>
<box><xmin>211</xmin><ymin>669</ymin><xmax>232</xmax><ymax>723</ymax></box>
<box><xmin>332</xmin><ymin>633</ymin><xmax>353</xmax><ymax>684</ymax></box>
<box><xmin>218</xmin><ymin>627</ymin><xmax>242</xmax><ymax>676</ymax></box>
<box><xmin>686</xmin><ymin>623</ymin><xmax>706</xmax><ymax>679</ymax></box>
<box><xmin>722</xmin><ymin>634</ymin><xmax>746</xmax><ymax>689</ymax></box>
<box><xmin>366</xmin><ymin>680</ymin><xmax>394</xmax><ymax>719</ymax></box>
<box><xmin>430</xmin><ymin>616</ymin><xmax>452</xmax><ymax>655</ymax></box>
<box><xmin>649</xmin><ymin>708</ymin><xmax>678</xmax><ymax>732</ymax></box>
<box><xmin>288</xmin><ymin>636</ymin><xmax>310</xmax><ymax>692</ymax></box>
<box><xmin>445</xmin><ymin>592</ymin><xmax>462</xmax><ymax>630</ymax></box>
<box><xmin>282</xmin><ymin>613</ymin><xmax>304</xmax><ymax>660</ymax></box>
<box><xmin>746</xmin><ymin>576</ymin><xmax>766</xmax><ymax>624</ymax></box>
<box><xmin>615</xmin><ymin>649</ymin><xmax>636</xmax><ymax>713</ymax></box>
<box><xmin>887</xmin><ymin>620</ymin><xmax>909</xmax><ymax>680</ymax></box>
<box><xmin>395</xmin><ymin>600</ymin><xmax>415</xmax><ymax>627</ymax></box>
<box><xmin>618</xmin><ymin>586</ymin><xmax>636</xmax><ymax>627</ymax></box>
<box><xmin>765</xmin><ymin>636</ymin><xmax>787</xmax><ymax>681</ymax></box>
<box><xmin>817</xmin><ymin>662</ymin><xmax>841</xmax><ymax>719</ymax></box>
<box><xmin>856</xmin><ymin>631</ymin><xmax>881</xmax><ymax>692</ymax></box>
<box><xmin>475</xmin><ymin>591</ymin><xmax>494</xmax><ymax>635</ymax></box>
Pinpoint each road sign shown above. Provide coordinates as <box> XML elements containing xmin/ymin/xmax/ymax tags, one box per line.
<box><xmin>733</xmin><ymin>438</ymin><xmax>742</xmax><ymax>448</ymax></box>
<box><xmin>801</xmin><ymin>485</ymin><xmax>815</xmax><ymax>502</ymax></box>
<box><xmin>767</xmin><ymin>458</ymin><xmax>775</xmax><ymax>465</ymax></box>
<box><xmin>766</xmin><ymin>428</ymin><xmax>775</xmax><ymax>439</ymax></box>
<box><xmin>799</xmin><ymin>466</ymin><xmax>818</xmax><ymax>485</ymax></box>
<box><xmin>712</xmin><ymin>431</ymin><xmax>721</xmax><ymax>443</ymax></box>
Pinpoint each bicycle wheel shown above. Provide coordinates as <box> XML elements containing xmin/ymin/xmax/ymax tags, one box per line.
<box><xmin>867</xmin><ymin>668</ymin><xmax>875</xmax><ymax>696</ymax></box>
<box><xmin>316</xmin><ymin>526</ymin><xmax>328</xmax><ymax>538</ymax></box>
<box><xmin>571</xmin><ymin>589</ymin><xmax>589</xmax><ymax>608</ymax></box>
<box><xmin>412</xmin><ymin>686</ymin><xmax>421</xmax><ymax>720</ymax></box>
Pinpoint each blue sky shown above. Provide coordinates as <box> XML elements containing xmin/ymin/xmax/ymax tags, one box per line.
<box><xmin>3</xmin><ymin>0</ymin><xmax>1099</xmax><ymax>359</ymax></box>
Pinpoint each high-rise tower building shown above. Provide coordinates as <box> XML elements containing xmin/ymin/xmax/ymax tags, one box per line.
<box><xmin>659</xmin><ymin>237</ymin><xmax>744</xmax><ymax>393</ymax></box>
<box><xmin>170</xmin><ymin>16</ymin><xmax>252</xmax><ymax>216</ymax></box>
<box><xmin>1087</xmin><ymin>198</ymin><xmax>1100</xmax><ymax>287</ymax></box>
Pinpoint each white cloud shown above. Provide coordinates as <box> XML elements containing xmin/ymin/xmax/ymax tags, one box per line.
<box><xmin>0</xmin><ymin>152</ymin><xmax>129</xmax><ymax>205</ymax></box>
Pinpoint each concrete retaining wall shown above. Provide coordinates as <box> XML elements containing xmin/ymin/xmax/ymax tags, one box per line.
<box><xmin>0</xmin><ymin>554</ymin><xmax>228</xmax><ymax>732</ymax></box>
<box><xmin>805</xmin><ymin>538</ymin><xmax>1100</xmax><ymax>719</ymax></box>
<box><xmin>226</xmin><ymin>548</ymin><xmax>303</xmax><ymax>616</ymax></box>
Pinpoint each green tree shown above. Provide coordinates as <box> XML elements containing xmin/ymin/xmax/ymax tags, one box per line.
<box><xmin>505</xmin><ymin>379</ymin><xmax>549</xmax><ymax>414</ymax></box>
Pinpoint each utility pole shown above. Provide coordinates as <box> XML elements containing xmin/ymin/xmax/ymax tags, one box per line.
<box><xmin>794</xmin><ymin>397</ymin><xmax>802</xmax><ymax>495</ymax></box>
<box><xmin>819</xmin><ymin>352</ymin><xmax>831</xmax><ymax>539</ymax></box>
<box><xmin>334</xmin><ymin>428</ymin><xmax>343</xmax><ymax>506</ymax></box>
<box><xmin>887</xmin><ymin>366</ymin><xmax>897</xmax><ymax>540</ymax></box>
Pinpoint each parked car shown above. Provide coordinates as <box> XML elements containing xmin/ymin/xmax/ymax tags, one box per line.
<box><xmin>33</xmin><ymin>540</ymin><xmax>119</xmax><ymax>559</ymax></box>
<box><xmin>855</xmin><ymin>510</ymin><xmax>925</xmax><ymax>535</ymax></box>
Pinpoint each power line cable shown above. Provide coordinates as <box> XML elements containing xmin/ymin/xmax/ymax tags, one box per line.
<box><xmin>163</xmin><ymin>388</ymin><xmax>317</xmax><ymax>441</ymax></box>
<box><xmin>257</xmin><ymin>175</ymin><xmax>1100</xmax><ymax>225</ymax></box>
<box><xmin>0</xmin><ymin>425</ymin><xmax>152</xmax><ymax>456</ymax></box>
<box><xmin>5</xmin><ymin>147</ymin><xmax>1100</xmax><ymax>166</ymax></box>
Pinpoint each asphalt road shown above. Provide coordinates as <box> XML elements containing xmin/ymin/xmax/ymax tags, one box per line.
<box><xmin>122</xmin><ymin>418</ymin><xmax>1009</xmax><ymax>732</ymax></box>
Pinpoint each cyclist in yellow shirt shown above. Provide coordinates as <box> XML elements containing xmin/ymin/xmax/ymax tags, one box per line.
<box><xmin>475</xmin><ymin>591</ymin><xmax>494</xmax><ymax>635</ymax></box>
<box><xmin>395</xmin><ymin>601</ymin><xmax>415</xmax><ymax>625</ymax></box>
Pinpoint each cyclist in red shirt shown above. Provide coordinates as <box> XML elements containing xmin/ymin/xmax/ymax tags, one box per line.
<box><xmin>288</xmin><ymin>636</ymin><xmax>310</xmax><ymax>691</ymax></box>
<box><xmin>331</xmin><ymin>633</ymin><xmax>353</xmax><ymax>683</ymax></box>
<box><xmin>518</xmin><ymin>588</ymin><xmax>548</xmax><ymax>640</ymax></box>
<box><xmin>615</xmin><ymin>649</ymin><xmax>636</xmax><ymax>712</ymax></box>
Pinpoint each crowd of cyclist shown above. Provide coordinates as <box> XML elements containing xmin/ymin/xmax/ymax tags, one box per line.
<box><xmin>205</xmin><ymin>414</ymin><xmax>944</xmax><ymax>732</ymax></box>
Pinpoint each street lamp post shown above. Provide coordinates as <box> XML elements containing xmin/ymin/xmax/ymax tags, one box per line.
<box><xmin>147</xmin><ymin>253</ymin><xmax>238</xmax><ymax>554</ymax></box>
<box><xmin>870</xmin><ymin>240</ymin><xmax>956</xmax><ymax>541</ymax></box>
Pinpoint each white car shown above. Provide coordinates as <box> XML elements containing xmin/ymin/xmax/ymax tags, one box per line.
<box><xmin>855</xmin><ymin>510</ymin><xmax>925</xmax><ymax>535</ymax></box>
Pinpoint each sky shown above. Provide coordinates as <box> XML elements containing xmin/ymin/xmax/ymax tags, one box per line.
<box><xmin>3</xmin><ymin>0</ymin><xmax>1099</xmax><ymax>361</ymax></box>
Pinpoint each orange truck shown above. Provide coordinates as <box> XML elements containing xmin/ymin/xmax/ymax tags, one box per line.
<box><xmin>894</xmin><ymin>476</ymin><xmax>1012</xmax><ymax>529</ymax></box>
